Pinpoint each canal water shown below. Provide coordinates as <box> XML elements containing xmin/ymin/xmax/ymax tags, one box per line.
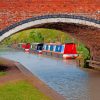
<box><xmin>0</xmin><ymin>48</ymin><xmax>100</xmax><ymax>100</ymax></box>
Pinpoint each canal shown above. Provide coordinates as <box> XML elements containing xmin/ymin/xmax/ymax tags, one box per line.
<box><xmin>0</xmin><ymin>48</ymin><xmax>100</xmax><ymax>100</ymax></box>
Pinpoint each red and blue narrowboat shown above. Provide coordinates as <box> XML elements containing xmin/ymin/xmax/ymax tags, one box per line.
<box><xmin>42</xmin><ymin>43</ymin><xmax>78</xmax><ymax>59</ymax></box>
<box><xmin>62</xmin><ymin>43</ymin><xmax>78</xmax><ymax>59</ymax></box>
<box><xmin>31</xmin><ymin>43</ymin><xmax>44</xmax><ymax>54</ymax></box>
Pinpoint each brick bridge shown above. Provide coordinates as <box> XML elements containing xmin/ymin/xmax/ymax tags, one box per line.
<box><xmin>0</xmin><ymin>0</ymin><xmax>100</xmax><ymax>66</ymax></box>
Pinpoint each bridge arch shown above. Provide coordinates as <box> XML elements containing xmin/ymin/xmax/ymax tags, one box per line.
<box><xmin>0</xmin><ymin>14</ymin><xmax>100</xmax><ymax>41</ymax></box>
<box><xmin>0</xmin><ymin>14</ymin><xmax>100</xmax><ymax>63</ymax></box>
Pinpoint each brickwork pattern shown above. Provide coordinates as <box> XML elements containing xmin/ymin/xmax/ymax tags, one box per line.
<box><xmin>0</xmin><ymin>0</ymin><xmax>100</xmax><ymax>30</ymax></box>
<box><xmin>0</xmin><ymin>0</ymin><xmax>100</xmax><ymax>62</ymax></box>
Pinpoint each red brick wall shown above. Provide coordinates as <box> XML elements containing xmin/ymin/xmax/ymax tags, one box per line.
<box><xmin>0</xmin><ymin>0</ymin><xmax>100</xmax><ymax>30</ymax></box>
<box><xmin>0</xmin><ymin>0</ymin><xmax>100</xmax><ymax>63</ymax></box>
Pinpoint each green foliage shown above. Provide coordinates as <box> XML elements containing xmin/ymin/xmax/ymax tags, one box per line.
<box><xmin>77</xmin><ymin>43</ymin><xmax>90</xmax><ymax>60</ymax></box>
<box><xmin>29</xmin><ymin>30</ymin><xmax>44</xmax><ymax>43</ymax></box>
<box><xmin>0</xmin><ymin>81</ymin><xmax>51</xmax><ymax>100</ymax></box>
<box><xmin>2</xmin><ymin>28</ymin><xmax>71</xmax><ymax>44</ymax></box>
<box><xmin>0</xmin><ymin>72</ymin><xmax>6</xmax><ymax>76</ymax></box>
<box><xmin>1</xmin><ymin>28</ymin><xmax>90</xmax><ymax>60</ymax></box>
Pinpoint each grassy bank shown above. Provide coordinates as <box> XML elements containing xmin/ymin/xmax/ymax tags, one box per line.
<box><xmin>0</xmin><ymin>72</ymin><xmax>6</xmax><ymax>76</ymax></box>
<box><xmin>0</xmin><ymin>80</ymin><xmax>51</xmax><ymax>100</ymax></box>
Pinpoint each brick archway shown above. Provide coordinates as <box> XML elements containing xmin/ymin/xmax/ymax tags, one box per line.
<box><xmin>0</xmin><ymin>14</ymin><xmax>100</xmax><ymax>63</ymax></box>
<box><xmin>0</xmin><ymin>14</ymin><xmax>99</xmax><ymax>41</ymax></box>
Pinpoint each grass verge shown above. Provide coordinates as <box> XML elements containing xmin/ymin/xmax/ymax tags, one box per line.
<box><xmin>0</xmin><ymin>80</ymin><xmax>51</xmax><ymax>100</ymax></box>
<box><xmin>0</xmin><ymin>72</ymin><xmax>6</xmax><ymax>76</ymax></box>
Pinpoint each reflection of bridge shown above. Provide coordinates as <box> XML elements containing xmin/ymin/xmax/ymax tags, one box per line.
<box><xmin>0</xmin><ymin>0</ymin><xmax>100</xmax><ymax>67</ymax></box>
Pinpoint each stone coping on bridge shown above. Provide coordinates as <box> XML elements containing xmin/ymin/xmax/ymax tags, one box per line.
<box><xmin>0</xmin><ymin>14</ymin><xmax>100</xmax><ymax>36</ymax></box>
<box><xmin>0</xmin><ymin>14</ymin><xmax>100</xmax><ymax>42</ymax></box>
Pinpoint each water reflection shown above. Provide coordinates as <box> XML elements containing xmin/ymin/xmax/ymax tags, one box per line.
<box><xmin>0</xmin><ymin>48</ymin><xmax>89</xmax><ymax>100</ymax></box>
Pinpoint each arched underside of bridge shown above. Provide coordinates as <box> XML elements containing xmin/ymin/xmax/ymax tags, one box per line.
<box><xmin>0</xmin><ymin>14</ymin><xmax>100</xmax><ymax>63</ymax></box>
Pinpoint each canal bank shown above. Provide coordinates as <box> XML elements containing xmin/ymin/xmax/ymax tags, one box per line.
<box><xmin>83</xmin><ymin>68</ymin><xmax>100</xmax><ymax>100</ymax></box>
<box><xmin>0</xmin><ymin>57</ymin><xmax>66</xmax><ymax>100</ymax></box>
<box><xmin>0</xmin><ymin>49</ymin><xmax>100</xmax><ymax>100</ymax></box>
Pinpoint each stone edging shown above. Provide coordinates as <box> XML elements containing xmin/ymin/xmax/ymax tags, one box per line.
<box><xmin>0</xmin><ymin>14</ymin><xmax>100</xmax><ymax>36</ymax></box>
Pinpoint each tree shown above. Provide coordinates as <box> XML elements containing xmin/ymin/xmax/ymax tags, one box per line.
<box><xmin>29</xmin><ymin>31</ymin><xmax>44</xmax><ymax>43</ymax></box>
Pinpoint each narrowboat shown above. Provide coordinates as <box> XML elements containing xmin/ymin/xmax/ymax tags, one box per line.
<box><xmin>18</xmin><ymin>43</ymin><xmax>31</xmax><ymax>52</ymax></box>
<box><xmin>17</xmin><ymin>42</ymin><xmax>78</xmax><ymax>59</ymax></box>
<box><xmin>42</xmin><ymin>43</ymin><xmax>78</xmax><ymax>59</ymax></box>
<box><xmin>31</xmin><ymin>43</ymin><xmax>44</xmax><ymax>54</ymax></box>
<box><xmin>17</xmin><ymin>43</ymin><xmax>26</xmax><ymax>49</ymax></box>
<box><xmin>24</xmin><ymin>43</ymin><xmax>31</xmax><ymax>52</ymax></box>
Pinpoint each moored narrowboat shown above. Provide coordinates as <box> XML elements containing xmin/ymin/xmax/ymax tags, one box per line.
<box><xmin>31</xmin><ymin>43</ymin><xmax>44</xmax><ymax>54</ymax></box>
<box><xmin>63</xmin><ymin>43</ymin><xmax>78</xmax><ymax>59</ymax></box>
<box><xmin>17</xmin><ymin>43</ymin><xmax>31</xmax><ymax>52</ymax></box>
<box><xmin>24</xmin><ymin>43</ymin><xmax>31</xmax><ymax>52</ymax></box>
<box><xmin>17</xmin><ymin>42</ymin><xmax>78</xmax><ymax>59</ymax></box>
<box><xmin>42</xmin><ymin>43</ymin><xmax>78</xmax><ymax>59</ymax></box>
